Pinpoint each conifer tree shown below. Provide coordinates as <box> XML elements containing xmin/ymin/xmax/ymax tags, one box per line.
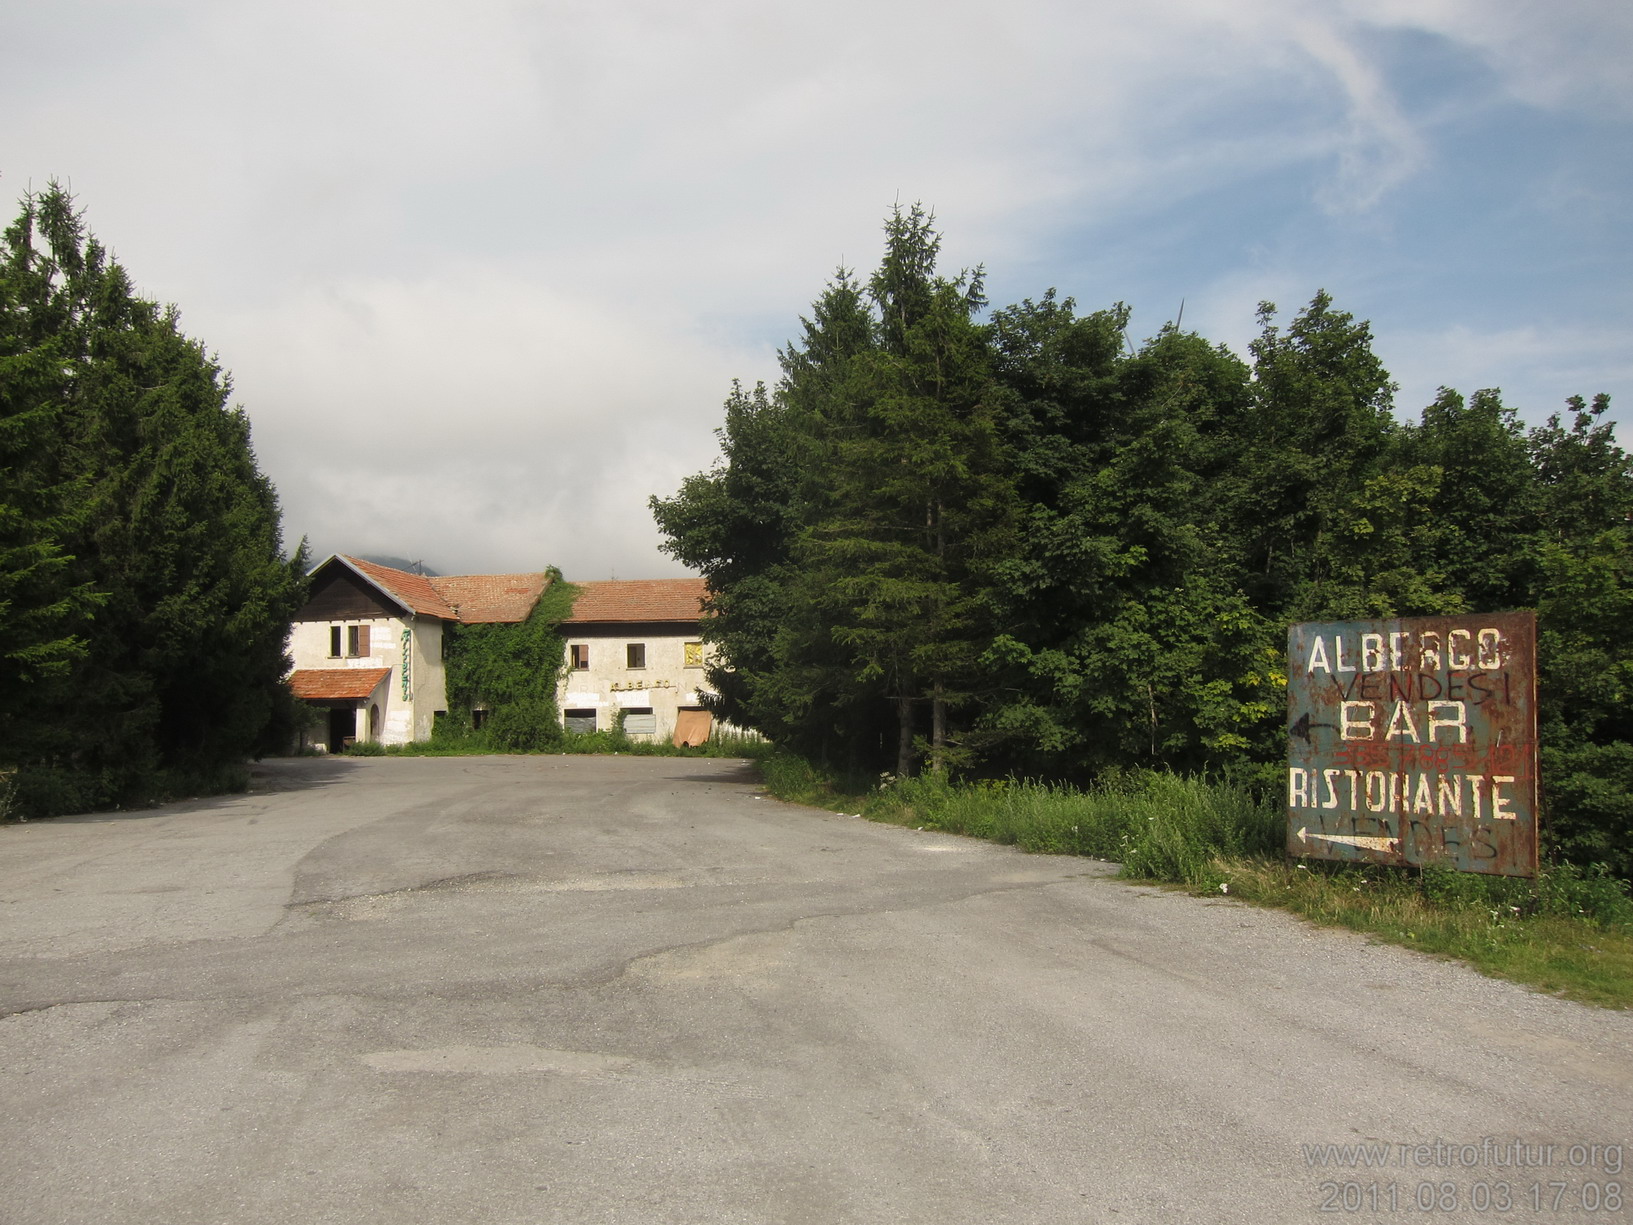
<box><xmin>789</xmin><ymin>206</ymin><xmax>1011</xmax><ymax>775</ymax></box>
<box><xmin>0</xmin><ymin>192</ymin><xmax>101</xmax><ymax>775</ymax></box>
<box><xmin>0</xmin><ymin>184</ymin><xmax>304</xmax><ymax>813</ymax></box>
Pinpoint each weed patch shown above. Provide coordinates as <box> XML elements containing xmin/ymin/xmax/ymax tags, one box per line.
<box><xmin>755</xmin><ymin>755</ymin><xmax>1633</xmax><ymax>1008</ymax></box>
<box><xmin>370</xmin><ymin>727</ymin><xmax>774</xmax><ymax>760</ymax></box>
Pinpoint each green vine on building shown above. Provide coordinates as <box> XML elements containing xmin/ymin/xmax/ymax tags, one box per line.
<box><xmin>439</xmin><ymin>572</ymin><xmax>578</xmax><ymax>750</ymax></box>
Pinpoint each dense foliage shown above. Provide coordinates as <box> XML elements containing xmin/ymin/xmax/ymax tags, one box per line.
<box><xmin>1</xmin><ymin>185</ymin><xmax>305</xmax><ymax>815</ymax></box>
<box><xmin>652</xmin><ymin>205</ymin><xmax>1633</xmax><ymax>878</ymax></box>
<box><xmin>438</xmin><ymin>576</ymin><xmax>576</xmax><ymax>750</ymax></box>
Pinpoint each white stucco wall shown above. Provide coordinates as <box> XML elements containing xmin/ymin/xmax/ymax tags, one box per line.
<box><xmin>557</xmin><ymin>631</ymin><xmax>712</xmax><ymax>739</ymax></box>
<box><xmin>287</xmin><ymin>614</ymin><xmax>449</xmax><ymax>745</ymax></box>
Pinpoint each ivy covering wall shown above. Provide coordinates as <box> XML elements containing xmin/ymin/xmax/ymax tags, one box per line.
<box><xmin>439</xmin><ymin>573</ymin><xmax>577</xmax><ymax>750</ymax></box>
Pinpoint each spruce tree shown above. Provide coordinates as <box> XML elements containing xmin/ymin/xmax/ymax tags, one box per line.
<box><xmin>0</xmin><ymin>193</ymin><xmax>101</xmax><ymax>780</ymax></box>
<box><xmin>0</xmin><ymin>184</ymin><xmax>304</xmax><ymax>813</ymax></box>
<box><xmin>790</xmin><ymin>206</ymin><xmax>1011</xmax><ymax>775</ymax></box>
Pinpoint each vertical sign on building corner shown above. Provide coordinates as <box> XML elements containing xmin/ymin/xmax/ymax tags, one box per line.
<box><xmin>1286</xmin><ymin>612</ymin><xmax>1538</xmax><ymax>877</ymax></box>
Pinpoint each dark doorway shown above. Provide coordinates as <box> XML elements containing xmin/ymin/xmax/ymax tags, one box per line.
<box><xmin>328</xmin><ymin>706</ymin><xmax>356</xmax><ymax>752</ymax></box>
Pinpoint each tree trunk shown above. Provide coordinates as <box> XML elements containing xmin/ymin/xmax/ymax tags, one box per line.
<box><xmin>896</xmin><ymin>696</ymin><xmax>915</xmax><ymax>778</ymax></box>
<box><xmin>930</xmin><ymin>684</ymin><xmax>947</xmax><ymax>776</ymax></box>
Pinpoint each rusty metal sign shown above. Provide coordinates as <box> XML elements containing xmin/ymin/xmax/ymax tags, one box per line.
<box><xmin>1286</xmin><ymin>612</ymin><xmax>1538</xmax><ymax>877</ymax></box>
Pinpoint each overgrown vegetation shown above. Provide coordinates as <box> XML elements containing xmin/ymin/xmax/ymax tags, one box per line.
<box><xmin>1</xmin><ymin>184</ymin><xmax>305</xmax><ymax>817</ymax></box>
<box><xmin>756</xmin><ymin>754</ymin><xmax>1633</xmax><ymax>1007</ymax></box>
<box><xmin>351</xmin><ymin>727</ymin><xmax>773</xmax><ymax>760</ymax></box>
<box><xmin>653</xmin><ymin>204</ymin><xmax>1633</xmax><ymax>882</ymax></box>
<box><xmin>433</xmin><ymin>576</ymin><xmax>577</xmax><ymax>751</ymax></box>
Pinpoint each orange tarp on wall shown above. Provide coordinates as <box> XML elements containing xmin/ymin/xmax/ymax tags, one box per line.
<box><xmin>672</xmin><ymin>708</ymin><xmax>712</xmax><ymax>747</ymax></box>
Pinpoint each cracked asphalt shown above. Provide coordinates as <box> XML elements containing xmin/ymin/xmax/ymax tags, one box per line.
<box><xmin>2</xmin><ymin>754</ymin><xmax>1629</xmax><ymax>1225</ymax></box>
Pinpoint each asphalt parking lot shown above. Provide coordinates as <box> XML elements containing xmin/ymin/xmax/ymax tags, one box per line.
<box><xmin>3</xmin><ymin>754</ymin><xmax>1628</xmax><ymax>1224</ymax></box>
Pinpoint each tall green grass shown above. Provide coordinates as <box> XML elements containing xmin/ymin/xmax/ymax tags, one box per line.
<box><xmin>755</xmin><ymin>754</ymin><xmax>1633</xmax><ymax>1007</ymax></box>
<box><xmin>864</xmin><ymin>770</ymin><xmax>1281</xmax><ymax>883</ymax></box>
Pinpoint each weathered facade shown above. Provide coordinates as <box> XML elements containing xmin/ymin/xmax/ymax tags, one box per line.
<box><xmin>557</xmin><ymin>578</ymin><xmax>718</xmax><ymax>743</ymax></box>
<box><xmin>287</xmin><ymin>556</ymin><xmax>549</xmax><ymax>750</ymax></box>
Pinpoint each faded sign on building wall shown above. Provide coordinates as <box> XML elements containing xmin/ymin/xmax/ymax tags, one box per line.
<box><xmin>1286</xmin><ymin>612</ymin><xmax>1538</xmax><ymax>877</ymax></box>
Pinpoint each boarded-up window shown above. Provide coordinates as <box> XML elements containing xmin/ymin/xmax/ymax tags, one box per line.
<box><xmin>626</xmin><ymin>643</ymin><xmax>646</xmax><ymax>669</ymax></box>
<box><xmin>564</xmin><ymin>708</ymin><xmax>597</xmax><ymax>734</ymax></box>
<box><xmin>570</xmin><ymin>644</ymin><xmax>590</xmax><ymax>670</ymax></box>
<box><xmin>623</xmin><ymin>707</ymin><xmax>656</xmax><ymax>736</ymax></box>
<box><xmin>684</xmin><ymin>641</ymin><xmax>704</xmax><ymax>668</ymax></box>
<box><xmin>347</xmin><ymin>625</ymin><xmax>371</xmax><ymax>657</ymax></box>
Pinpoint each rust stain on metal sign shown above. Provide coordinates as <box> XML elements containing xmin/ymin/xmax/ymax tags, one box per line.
<box><xmin>1286</xmin><ymin>612</ymin><xmax>1538</xmax><ymax>877</ymax></box>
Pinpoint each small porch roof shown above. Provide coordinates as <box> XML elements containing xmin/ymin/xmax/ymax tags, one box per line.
<box><xmin>290</xmin><ymin>667</ymin><xmax>391</xmax><ymax>702</ymax></box>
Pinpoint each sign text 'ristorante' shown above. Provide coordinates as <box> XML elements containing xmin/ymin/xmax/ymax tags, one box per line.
<box><xmin>1286</xmin><ymin>612</ymin><xmax>1537</xmax><ymax>876</ymax></box>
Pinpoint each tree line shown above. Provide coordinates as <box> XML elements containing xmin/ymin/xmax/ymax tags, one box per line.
<box><xmin>652</xmin><ymin>205</ymin><xmax>1633</xmax><ymax>878</ymax></box>
<box><xmin>1</xmin><ymin>186</ymin><xmax>304</xmax><ymax>816</ymax></box>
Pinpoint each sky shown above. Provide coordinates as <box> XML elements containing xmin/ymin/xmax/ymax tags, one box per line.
<box><xmin>7</xmin><ymin>0</ymin><xmax>1631</xmax><ymax>579</ymax></box>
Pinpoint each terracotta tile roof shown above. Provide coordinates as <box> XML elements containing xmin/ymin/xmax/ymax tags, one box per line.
<box><xmin>563</xmin><ymin>578</ymin><xmax>707</xmax><ymax>624</ymax></box>
<box><xmin>334</xmin><ymin>556</ymin><xmax>550</xmax><ymax>624</ymax></box>
<box><xmin>342</xmin><ymin>556</ymin><xmax>459</xmax><ymax>620</ymax></box>
<box><xmin>289</xmin><ymin>667</ymin><xmax>391</xmax><ymax>701</ymax></box>
<box><xmin>429</xmin><ymin>572</ymin><xmax>552</xmax><ymax>624</ymax></box>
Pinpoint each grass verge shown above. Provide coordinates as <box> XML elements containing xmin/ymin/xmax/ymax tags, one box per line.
<box><xmin>341</xmin><ymin>729</ymin><xmax>774</xmax><ymax>761</ymax></box>
<box><xmin>756</xmin><ymin>751</ymin><xmax>1633</xmax><ymax>1009</ymax></box>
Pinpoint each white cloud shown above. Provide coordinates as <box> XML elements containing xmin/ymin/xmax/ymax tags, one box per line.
<box><xmin>1379</xmin><ymin>321</ymin><xmax>1633</xmax><ymax>423</ymax></box>
<box><xmin>6</xmin><ymin>0</ymin><xmax>1628</xmax><ymax>575</ymax></box>
<box><xmin>1346</xmin><ymin>0</ymin><xmax>1633</xmax><ymax>116</ymax></box>
<box><xmin>218</xmin><ymin>265</ymin><xmax>755</xmax><ymax>575</ymax></box>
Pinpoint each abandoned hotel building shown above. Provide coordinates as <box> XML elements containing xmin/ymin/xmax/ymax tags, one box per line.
<box><xmin>286</xmin><ymin>556</ymin><xmax>716</xmax><ymax>750</ymax></box>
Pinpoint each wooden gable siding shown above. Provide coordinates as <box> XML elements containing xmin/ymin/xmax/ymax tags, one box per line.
<box><xmin>296</xmin><ymin>565</ymin><xmax>406</xmax><ymax>622</ymax></box>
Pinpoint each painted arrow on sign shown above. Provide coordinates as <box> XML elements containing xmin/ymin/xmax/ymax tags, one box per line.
<box><xmin>1289</xmin><ymin>711</ymin><xmax>1341</xmax><ymax>742</ymax></box>
<box><xmin>1295</xmin><ymin>827</ymin><xmax>1400</xmax><ymax>853</ymax></box>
